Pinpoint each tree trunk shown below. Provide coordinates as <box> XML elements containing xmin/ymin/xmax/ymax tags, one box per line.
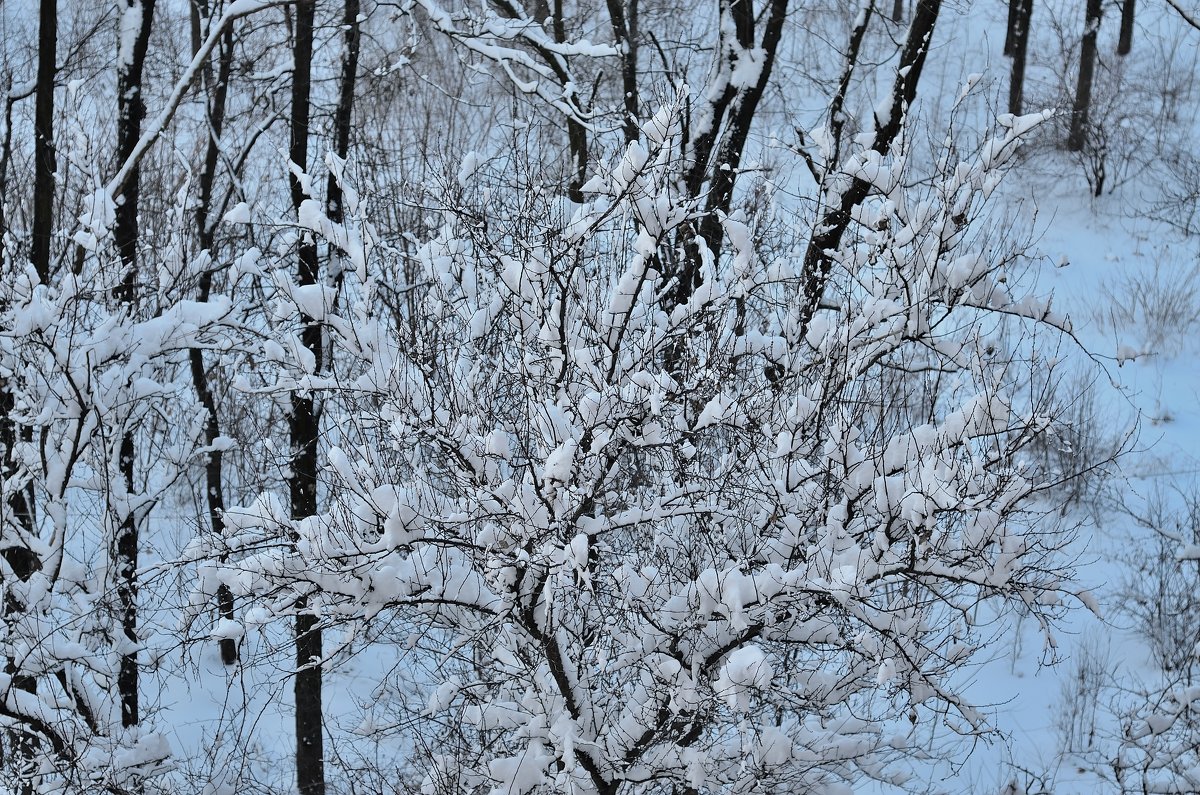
<box><xmin>605</xmin><ymin>0</ymin><xmax>640</xmax><ymax>145</ymax></box>
<box><xmin>667</xmin><ymin>0</ymin><xmax>789</xmax><ymax>311</ymax></box>
<box><xmin>325</xmin><ymin>0</ymin><xmax>361</xmax><ymax>226</ymax></box>
<box><xmin>1008</xmin><ymin>0</ymin><xmax>1032</xmax><ymax>115</ymax></box>
<box><xmin>1004</xmin><ymin>0</ymin><xmax>1019</xmax><ymax>56</ymax></box>
<box><xmin>550</xmin><ymin>2</ymin><xmax>587</xmax><ymax>202</ymax></box>
<box><xmin>1068</xmin><ymin>0</ymin><xmax>1101</xmax><ymax>152</ymax></box>
<box><xmin>188</xmin><ymin>0</ymin><xmax>238</xmax><ymax>667</ymax></box>
<box><xmin>113</xmin><ymin>0</ymin><xmax>156</xmax><ymax>731</ymax></box>
<box><xmin>0</xmin><ymin>9</ymin><xmax>54</xmax><ymax>788</ymax></box>
<box><xmin>1118</xmin><ymin>0</ymin><xmax>1134</xmax><ymax>55</ymax></box>
<box><xmin>32</xmin><ymin>0</ymin><xmax>56</xmax><ymax>285</ymax></box>
<box><xmin>288</xmin><ymin>3</ymin><xmax>325</xmax><ymax>794</ymax></box>
<box><xmin>892</xmin><ymin>0</ymin><xmax>903</xmax><ymax>23</ymax></box>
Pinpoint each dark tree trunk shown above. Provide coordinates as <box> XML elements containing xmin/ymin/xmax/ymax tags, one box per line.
<box><xmin>188</xmin><ymin>0</ymin><xmax>238</xmax><ymax>667</ymax></box>
<box><xmin>1068</xmin><ymin>0</ymin><xmax>1102</xmax><ymax>151</ymax></box>
<box><xmin>1118</xmin><ymin>0</ymin><xmax>1134</xmax><ymax>55</ymax></box>
<box><xmin>892</xmin><ymin>0</ymin><xmax>903</xmax><ymax>23</ymax></box>
<box><xmin>325</xmin><ymin>0</ymin><xmax>361</xmax><ymax>226</ymax></box>
<box><xmin>798</xmin><ymin>0</ymin><xmax>941</xmax><ymax>338</ymax></box>
<box><xmin>1004</xmin><ymin>0</ymin><xmax>1020</xmax><ymax>56</ymax></box>
<box><xmin>1008</xmin><ymin>0</ymin><xmax>1032</xmax><ymax>115</ymax></box>
<box><xmin>113</xmin><ymin>0</ymin><xmax>156</xmax><ymax>731</ymax></box>
<box><xmin>288</xmin><ymin>3</ymin><xmax>325</xmax><ymax>794</ymax></box>
<box><xmin>1</xmin><ymin>8</ymin><xmax>54</xmax><ymax>787</ymax></box>
<box><xmin>605</xmin><ymin>0</ymin><xmax>640</xmax><ymax>145</ymax></box>
<box><xmin>0</xmin><ymin>382</ymin><xmax>39</xmax><ymax>791</ymax></box>
<box><xmin>551</xmin><ymin>1</ymin><xmax>587</xmax><ymax>202</ymax></box>
<box><xmin>0</xmin><ymin>0</ymin><xmax>45</xmax><ymax>541</ymax></box>
<box><xmin>694</xmin><ymin>0</ymin><xmax>788</xmax><ymax>257</ymax></box>
<box><xmin>32</xmin><ymin>0</ymin><xmax>56</xmax><ymax>285</ymax></box>
<box><xmin>667</xmin><ymin>0</ymin><xmax>789</xmax><ymax>311</ymax></box>
<box><xmin>828</xmin><ymin>2</ymin><xmax>875</xmax><ymax>177</ymax></box>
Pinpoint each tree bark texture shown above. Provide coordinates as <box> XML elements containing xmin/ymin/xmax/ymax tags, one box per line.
<box><xmin>32</xmin><ymin>0</ymin><xmax>56</xmax><ymax>284</ymax></box>
<box><xmin>605</xmin><ymin>0</ymin><xmax>640</xmax><ymax>145</ymax></box>
<box><xmin>288</xmin><ymin>3</ymin><xmax>325</xmax><ymax>794</ymax></box>
<box><xmin>666</xmin><ymin>0</ymin><xmax>789</xmax><ymax>311</ymax></box>
<box><xmin>1008</xmin><ymin>0</ymin><xmax>1032</xmax><ymax>115</ymax></box>
<box><xmin>1004</xmin><ymin>0</ymin><xmax>1020</xmax><ymax>56</ymax></box>
<box><xmin>188</xmin><ymin>0</ymin><xmax>238</xmax><ymax>666</ymax></box>
<box><xmin>325</xmin><ymin>0</ymin><xmax>361</xmax><ymax>226</ymax></box>
<box><xmin>1118</xmin><ymin>0</ymin><xmax>1134</xmax><ymax>55</ymax></box>
<box><xmin>1068</xmin><ymin>0</ymin><xmax>1101</xmax><ymax>151</ymax></box>
<box><xmin>113</xmin><ymin>0</ymin><xmax>157</xmax><ymax>731</ymax></box>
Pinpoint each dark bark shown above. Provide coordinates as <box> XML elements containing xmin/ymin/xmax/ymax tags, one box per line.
<box><xmin>892</xmin><ymin>0</ymin><xmax>903</xmax><ymax>23</ymax></box>
<box><xmin>1118</xmin><ymin>0</ymin><xmax>1134</xmax><ymax>55</ymax></box>
<box><xmin>1068</xmin><ymin>0</ymin><xmax>1101</xmax><ymax>151</ymax></box>
<box><xmin>2</xmin><ymin>15</ymin><xmax>50</xmax><ymax>783</ymax></box>
<box><xmin>0</xmin><ymin>68</ymin><xmax>36</xmax><ymax>538</ymax></box>
<box><xmin>1008</xmin><ymin>0</ymin><xmax>1032</xmax><ymax>115</ymax></box>
<box><xmin>693</xmin><ymin>0</ymin><xmax>788</xmax><ymax>259</ymax></box>
<box><xmin>1004</xmin><ymin>0</ymin><xmax>1019</xmax><ymax>56</ymax></box>
<box><xmin>666</xmin><ymin>0</ymin><xmax>789</xmax><ymax>311</ymax></box>
<box><xmin>32</xmin><ymin>0</ymin><xmax>56</xmax><ymax>285</ymax></box>
<box><xmin>288</xmin><ymin>3</ymin><xmax>325</xmax><ymax>794</ymax></box>
<box><xmin>0</xmin><ymin>388</ymin><xmax>35</xmax><ymax>541</ymax></box>
<box><xmin>325</xmin><ymin>0</ymin><xmax>361</xmax><ymax>226</ymax></box>
<box><xmin>605</xmin><ymin>0</ymin><xmax>640</xmax><ymax>145</ymax></box>
<box><xmin>828</xmin><ymin>3</ymin><xmax>875</xmax><ymax>175</ymax></box>
<box><xmin>187</xmin><ymin>1</ymin><xmax>238</xmax><ymax>666</ymax></box>
<box><xmin>1165</xmin><ymin>0</ymin><xmax>1200</xmax><ymax>30</ymax></box>
<box><xmin>196</xmin><ymin>24</ymin><xmax>234</xmax><ymax>249</ymax></box>
<box><xmin>113</xmin><ymin>0</ymin><xmax>156</xmax><ymax>731</ymax></box>
<box><xmin>0</xmin><ymin>395</ymin><xmax>39</xmax><ymax>791</ymax></box>
<box><xmin>798</xmin><ymin>0</ymin><xmax>941</xmax><ymax>339</ymax></box>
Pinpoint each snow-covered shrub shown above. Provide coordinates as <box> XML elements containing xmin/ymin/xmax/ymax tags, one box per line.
<box><xmin>1055</xmin><ymin>483</ymin><xmax>1200</xmax><ymax>792</ymax></box>
<box><xmin>1113</xmin><ymin>484</ymin><xmax>1200</xmax><ymax>680</ymax></box>
<box><xmin>0</xmin><ymin>244</ymin><xmax>239</xmax><ymax>791</ymax></box>
<box><xmin>192</xmin><ymin>97</ymin><xmax>1101</xmax><ymax>794</ymax></box>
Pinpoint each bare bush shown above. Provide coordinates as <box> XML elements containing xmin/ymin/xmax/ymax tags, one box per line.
<box><xmin>1112</xmin><ymin>483</ymin><xmax>1200</xmax><ymax>680</ymax></box>
<box><xmin>1055</xmin><ymin>630</ymin><xmax>1110</xmax><ymax>754</ymax></box>
<box><xmin>1027</xmin><ymin>370</ymin><xmax>1128</xmax><ymax>515</ymax></box>
<box><xmin>1093</xmin><ymin>260</ymin><xmax>1200</xmax><ymax>358</ymax></box>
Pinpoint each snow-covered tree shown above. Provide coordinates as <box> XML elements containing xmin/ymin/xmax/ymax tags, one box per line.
<box><xmin>196</xmin><ymin>86</ymin><xmax>1095</xmax><ymax>791</ymax></box>
<box><xmin>6</xmin><ymin>1</ymin><xmax>1174</xmax><ymax>792</ymax></box>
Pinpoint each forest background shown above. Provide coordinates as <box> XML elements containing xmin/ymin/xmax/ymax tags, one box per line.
<box><xmin>1</xmin><ymin>0</ymin><xmax>1199</xmax><ymax>793</ymax></box>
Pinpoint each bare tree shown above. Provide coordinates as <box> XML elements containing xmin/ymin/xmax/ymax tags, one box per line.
<box><xmin>325</xmin><ymin>0</ymin><xmax>361</xmax><ymax>227</ymax></box>
<box><xmin>605</xmin><ymin>0</ymin><xmax>639</xmax><ymax>145</ymax></box>
<box><xmin>188</xmin><ymin>0</ymin><xmax>239</xmax><ymax>667</ymax></box>
<box><xmin>673</xmin><ymin>0</ymin><xmax>790</xmax><ymax>304</ymax></box>
<box><xmin>31</xmin><ymin>0</ymin><xmax>54</xmax><ymax>285</ymax></box>
<box><xmin>112</xmin><ymin>0</ymin><xmax>157</xmax><ymax>731</ymax></box>
<box><xmin>798</xmin><ymin>0</ymin><xmax>941</xmax><ymax>339</ymax></box>
<box><xmin>1004</xmin><ymin>0</ymin><xmax>1021</xmax><ymax>55</ymax></box>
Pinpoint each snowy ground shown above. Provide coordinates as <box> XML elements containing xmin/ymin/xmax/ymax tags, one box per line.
<box><xmin>854</xmin><ymin>2</ymin><xmax>1200</xmax><ymax>791</ymax></box>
